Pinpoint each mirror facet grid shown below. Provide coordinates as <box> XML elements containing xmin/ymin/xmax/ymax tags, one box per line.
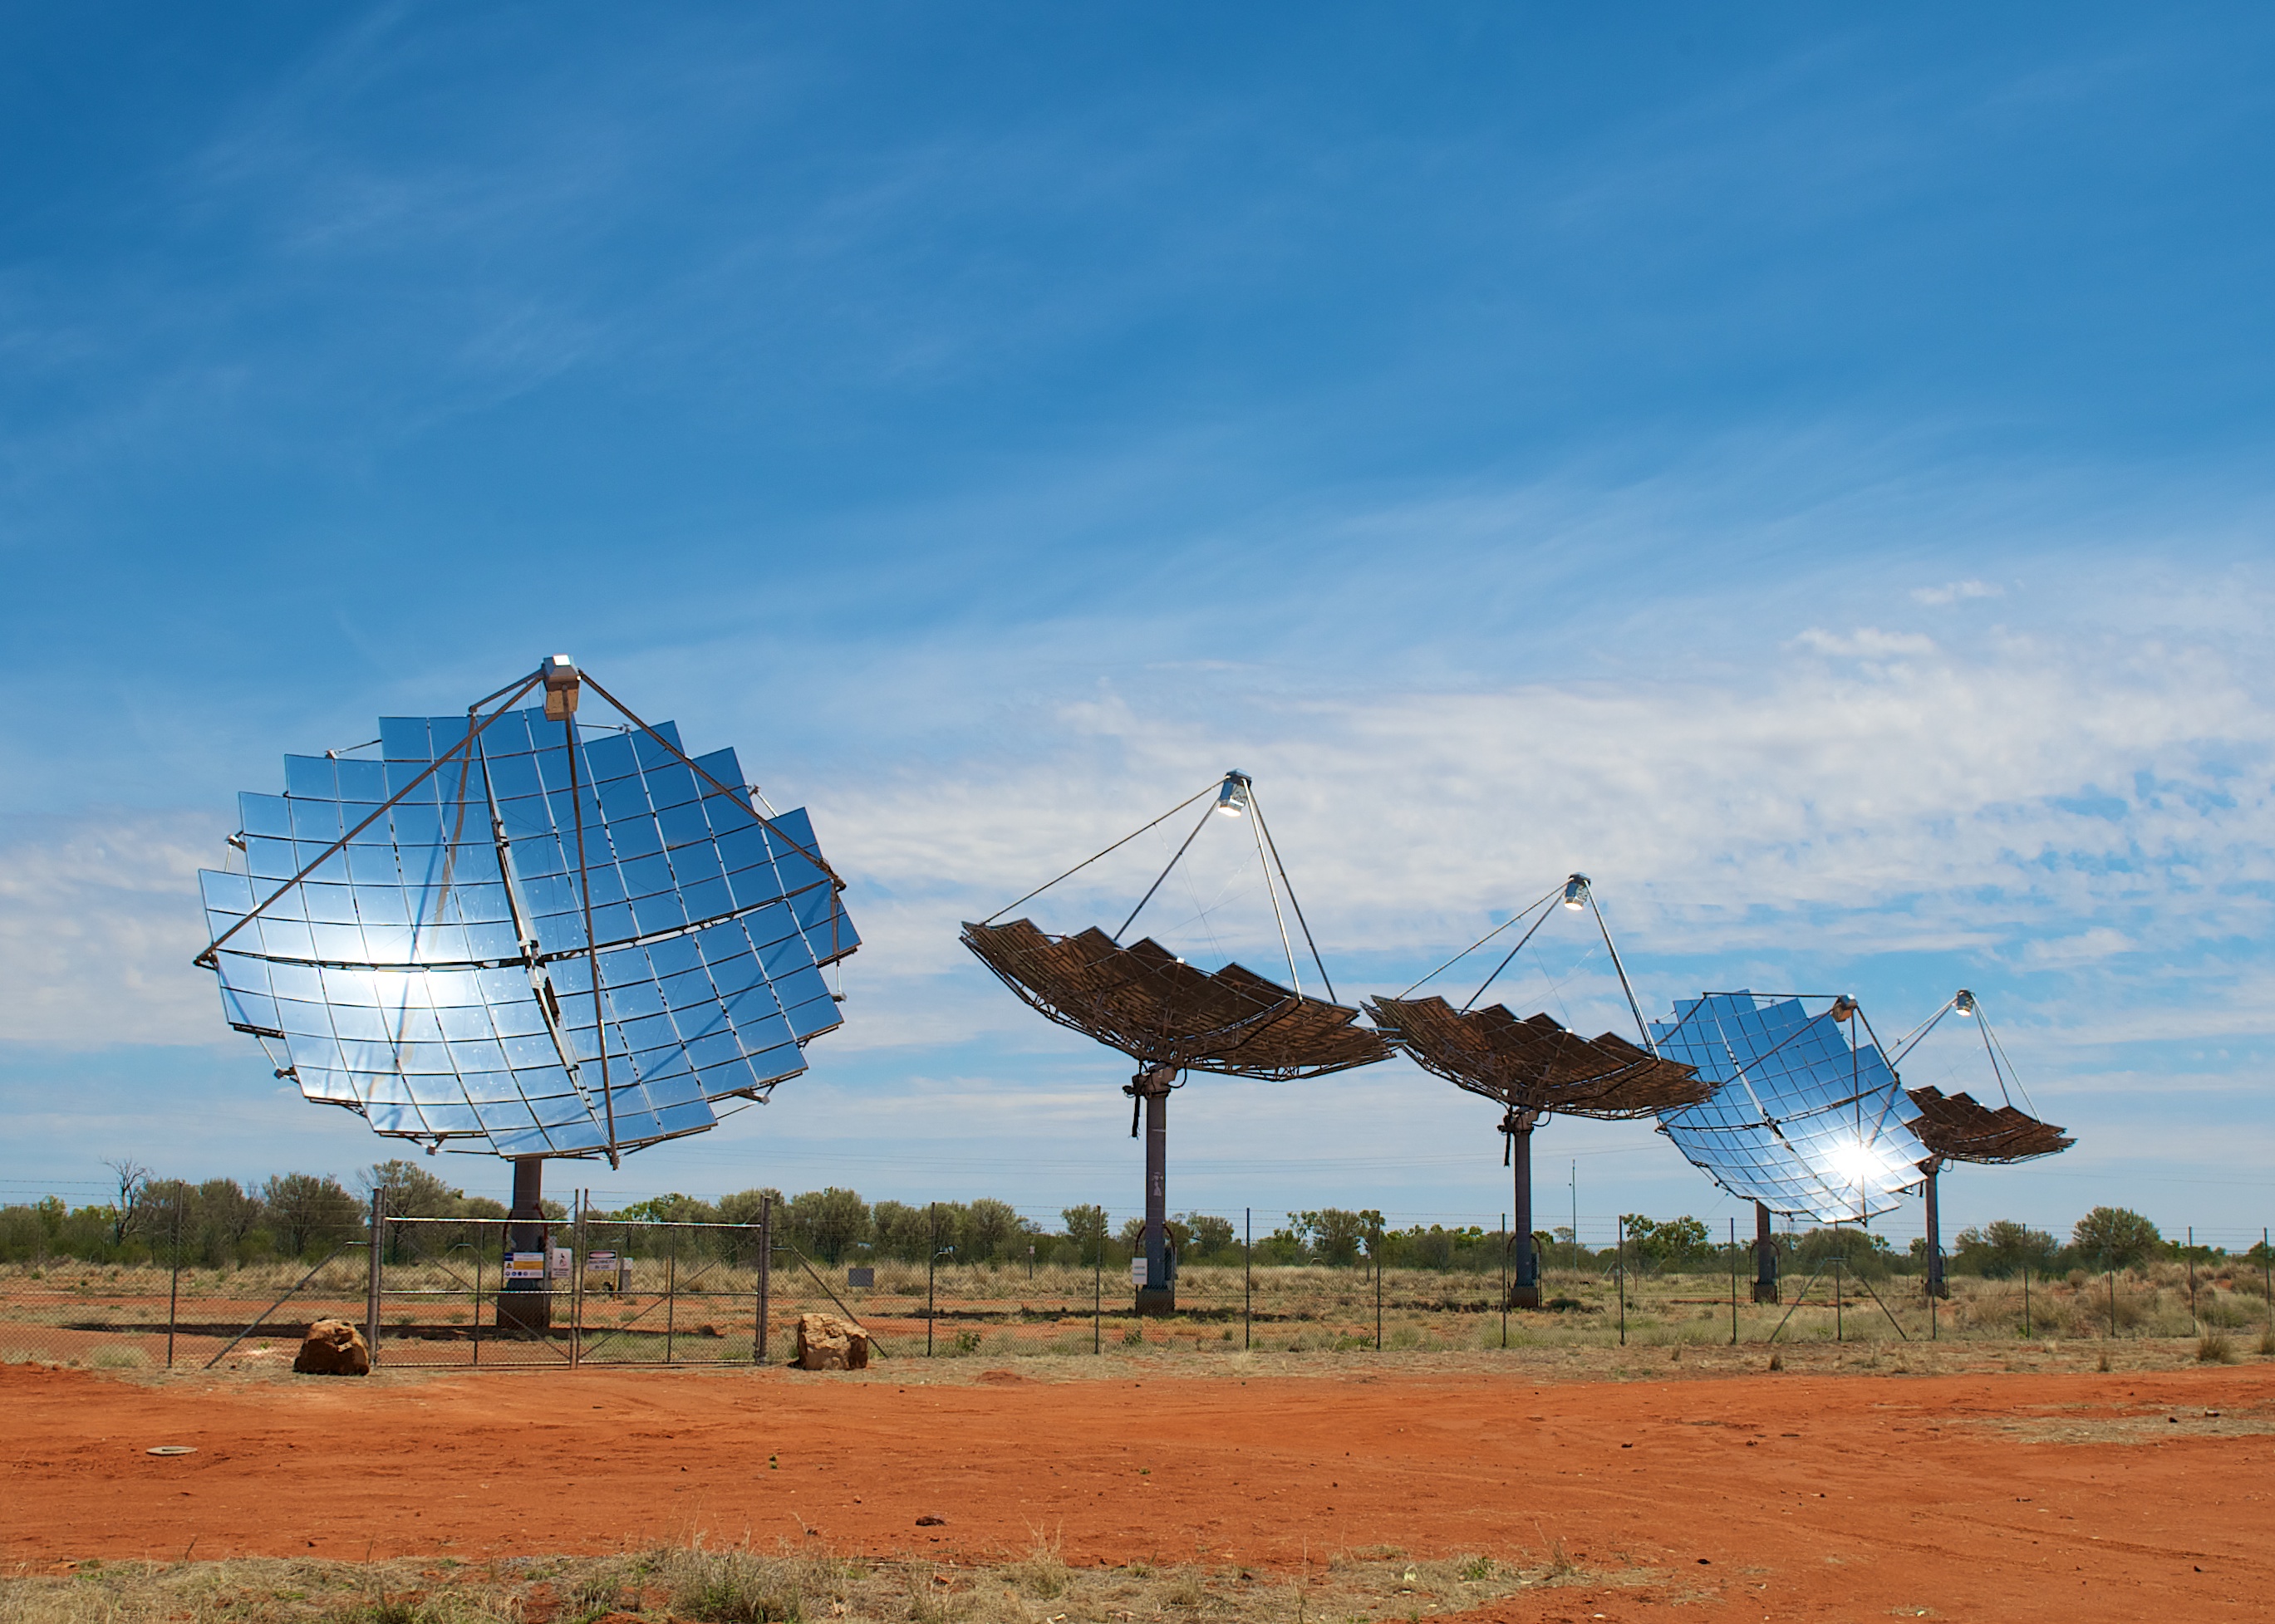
<box><xmin>1651</xmin><ymin>992</ymin><xmax>1928</xmax><ymax>1221</ymax></box>
<box><xmin>197</xmin><ymin>707</ymin><xmax>858</xmax><ymax>1157</ymax></box>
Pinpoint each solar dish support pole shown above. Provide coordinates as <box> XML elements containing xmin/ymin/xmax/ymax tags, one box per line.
<box><xmin>1923</xmin><ymin>1158</ymin><xmax>1947</xmax><ymax>1301</ymax></box>
<box><xmin>1753</xmin><ymin>1202</ymin><xmax>1778</xmax><ymax>1303</ymax></box>
<box><xmin>1131</xmin><ymin>1063</ymin><xmax>1177</xmax><ymax>1315</ymax></box>
<box><xmin>1505</xmin><ymin>1111</ymin><xmax>1540</xmax><ymax>1309</ymax></box>
<box><xmin>501</xmin><ymin>1158</ymin><xmax>549</xmax><ymax>1334</ymax></box>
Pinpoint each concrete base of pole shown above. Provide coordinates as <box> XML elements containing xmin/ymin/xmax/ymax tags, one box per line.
<box><xmin>1134</xmin><ymin>1286</ymin><xmax>1177</xmax><ymax>1316</ymax></box>
<box><xmin>1506</xmin><ymin>1283</ymin><xmax>1541</xmax><ymax>1310</ymax></box>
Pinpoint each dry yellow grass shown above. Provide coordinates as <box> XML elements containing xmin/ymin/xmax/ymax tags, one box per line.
<box><xmin>0</xmin><ymin>1540</ymin><xmax>1649</xmax><ymax>1623</ymax></box>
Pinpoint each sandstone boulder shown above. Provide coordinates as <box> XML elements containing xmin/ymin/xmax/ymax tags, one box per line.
<box><xmin>794</xmin><ymin>1311</ymin><xmax>871</xmax><ymax>1371</ymax></box>
<box><xmin>293</xmin><ymin>1317</ymin><xmax>371</xmax><ymax>1376</ymax></box>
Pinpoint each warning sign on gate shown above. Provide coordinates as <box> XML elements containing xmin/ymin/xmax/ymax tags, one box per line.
<box><xmin>503</xmin><ymin>1251</ymin><xmax>545</xmax><ymax>1282</ymax></box>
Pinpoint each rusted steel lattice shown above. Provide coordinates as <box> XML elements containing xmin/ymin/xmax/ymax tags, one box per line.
<box><xmin>964</xmin><ymin>920</ymin><xmax>1386</xmax><ymax>1081</ymax></box>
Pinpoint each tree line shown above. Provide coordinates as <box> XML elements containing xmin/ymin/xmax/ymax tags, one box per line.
<box><xmin>1</xmin><ymin>1164</ymin><xmax>2248</xmax><ymax>1280</ymax></box>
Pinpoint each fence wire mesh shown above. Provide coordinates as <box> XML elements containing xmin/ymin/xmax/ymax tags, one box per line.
<box><xmin>2</xmin><ymin>1203</ymin><xmax>2271</xmax><ymax>1371</ymax></box>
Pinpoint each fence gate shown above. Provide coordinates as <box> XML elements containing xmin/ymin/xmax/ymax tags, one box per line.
<box><xmin>372</xmin><ymin>1214</ymin><xmax>770</xmax><ymax>1368</ymax></box>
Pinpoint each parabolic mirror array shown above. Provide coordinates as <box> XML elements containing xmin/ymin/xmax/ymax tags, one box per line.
<box><xmin>1651</xmin><ymin>992</ymin><xmax>1929</xmax><ymax>1222</ymax></box>
<box><xmin>197</xmin><ymin>704</ymin><xmax>857</xmax><ymax>1159</ymax></box>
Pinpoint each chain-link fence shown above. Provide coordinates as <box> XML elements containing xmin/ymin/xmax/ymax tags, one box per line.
<box><xmin>4</xmin><ymin>1202</ymin><xmax>2272</xmax><ymax>1369</ymax></box>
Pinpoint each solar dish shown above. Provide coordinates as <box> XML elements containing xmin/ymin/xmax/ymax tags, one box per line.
<box><xmin>962</xmin><ymin>772</ymin><xmax>1388</xmax><ymax>1312</ymax></box>
<box><xmin>964</xmin><ymin>921</ymin><xmax>1384</xmax><ymax>1080</ymax></box>
<box><xmin>195</xmin><ymin>656</ymin><xmax>859</xmax><ymax>1175</ymax></box>
<box><xmin>1651</xmin><ymin>992</ymin><xmax>1929</xmax><ymax>1224</ymax></box>
<box><xmin>1889</xmin><ymin>989</ymin><xmax>2071</xmax><ymax>1297</ymax></box>
<box><xmin>1365</xmin><ymin>875</ymin><xmax>1707</xmax><ymax>1306</ymax></box>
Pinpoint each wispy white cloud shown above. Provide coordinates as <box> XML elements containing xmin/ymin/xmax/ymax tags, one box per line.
<box><xmin>1911</xmin><ymin>578</ymin><xmax>2004</xmax><ymax>606</ymax></box>
<box><xmin>0</xmin><ymin>811</ymin><xmax>225</xmax><ymax>1047</ymax></box>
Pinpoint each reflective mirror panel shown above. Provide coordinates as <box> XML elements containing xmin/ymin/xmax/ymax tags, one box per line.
<box><xmin>199</xmin><ymin>700</ymin><xmax>859</xmax><ymax>1160</ymax></box>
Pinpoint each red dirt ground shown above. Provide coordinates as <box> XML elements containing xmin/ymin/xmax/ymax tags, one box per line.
<box><xmin>6</xmin><ymin>1357</ymin><xmax>2272</xmax><ymax>1621</ymax></box>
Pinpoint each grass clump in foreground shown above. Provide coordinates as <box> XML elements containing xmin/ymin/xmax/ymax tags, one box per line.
<box><xmin>0</xmin><ymin>1539</ymin><xmax>1652</xmax><ymax>1623</ymax></box>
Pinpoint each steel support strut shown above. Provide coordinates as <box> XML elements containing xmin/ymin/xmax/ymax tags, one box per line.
<box><xmin>1128</xmin><ymin>1064</ymin><xmax>1177</xmax><ymax>1314</ymax></box>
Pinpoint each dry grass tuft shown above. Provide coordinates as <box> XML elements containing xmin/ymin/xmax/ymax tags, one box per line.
<box><xmin>0</xmin><ymin>1540</ymin><xmax>1652</xmax><ymax>1624</ymax></box>
<box><xmin>2198</xmin><ymin>1330</ymin><xmax>2238</xmax><ymax>1365</ymax></box>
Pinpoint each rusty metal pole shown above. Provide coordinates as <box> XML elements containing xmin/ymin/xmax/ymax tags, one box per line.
<box><xmin>1509</xmin><ymin>1115</ymin><xmax>1539</xmax><ymax>1310</ymax></box>
<box><xmin>1924</xmin><ymin>1160</ymin><xmax>1945</xmax><ymax>1301</ymax></box>
<box><xmin>1133</xmin><ymin>1066</ymin><xmax>1176</xmax><ymax>1315</ymax></box>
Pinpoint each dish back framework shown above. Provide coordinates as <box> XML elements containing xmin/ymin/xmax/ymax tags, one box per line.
<box><xmin>1889</xmin><ymin>989</ymin><xmax>2072</xmax><ymax>1298</ymax></box>
<box><xmin>1365</xmin><ymin>874</ymin><xmax>1707</xmax><ymax>1308</ymax></box>
<box><xmin>194</xmin><ymin>657</ymin><xmax>858</xmax><ymax>1322</ymax></box>
<box><xmin>1651</xmin><ymin>992</ymin><xmax>1928</xmax><ymax>1303</ymax></box>
<box><xmin>961</xmin><ymin>771</ymin><xmax>1387</xmax><ymax>1312</ymax></box>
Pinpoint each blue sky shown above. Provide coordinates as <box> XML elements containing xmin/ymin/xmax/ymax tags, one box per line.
<box><xmin>4</xmin><ymin>4</ymin><xmax>2273</xmax><ymax>1249</ymax></box>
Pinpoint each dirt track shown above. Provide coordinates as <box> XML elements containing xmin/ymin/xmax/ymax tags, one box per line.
<box><xmin>7</xmin><ymin>1356</ymin><xmax>2273</xmax><ymax>1621</ymax></box>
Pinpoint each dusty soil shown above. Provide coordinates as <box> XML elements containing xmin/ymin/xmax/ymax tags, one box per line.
<box><xmin>5</xmin><ymin>1351</ymin><xmax>2272</xmax><ymax>1622</ymax></box>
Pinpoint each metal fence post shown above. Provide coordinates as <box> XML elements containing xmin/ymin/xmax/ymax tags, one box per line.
<box><xmin>569</xmin><ymin>1190</ymin><xmax>586</xmax><ymax>1368</ymax></box>
<box><xmin>2022</xmin><ymin>1266</ymin><xmax>2031</xmax><ymax>1338</ymax></box>
<box><xmin>758</xmin><ymin>1195</ymin><xmax>772</xmax><ymax>1365</ymax></box>
<box><xmin>1243</xmin><ymin>1207</ymin><xmax>1251</xmax><ymax>1352</ymax></box>
<box><xmin>1093</xmin><ymin>1219</ymin><xmax>1101</xmax><ymax>1355</ymax></box>
<box><xmin>473</xmin><ymin>1224</ymin><xmax>485</xmax><ymax>1369</ymax></box>
<box><xmin>1727</xmin><ymin>1216</ymin><xmax>1737</xmax><ymax>1347</ymax></box>
<box><xmin>665</xmin><ymin>1225</ymin><xmax>679</xmax><ymax>1366</ymax></box>
<box><xmin>1500</xmin><ymin>1210</ymin><xmax>1508</xmax><ymax>1350</ymax></box>
<box><xmin>1374</xmin><ymin>1242</ymin><xmax>1383</xmax><ymax>1351</ymax></box>
<box><xmin>1616</xmin><ymin>1221</ymin><xmax>1626</xmax><ymax>1347</ymax></box>
<box><xmin>366</xmin><ymin>1191</ymin><xmax>385</xmax><ymax>1366</ymax></box>
<box><xmin>166</xmin><ymin>1200</ymin><xmax>183</xmax><ymax>1370</ymax></box>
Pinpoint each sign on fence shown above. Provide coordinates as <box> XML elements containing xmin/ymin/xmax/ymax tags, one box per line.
<box><xmin>503</xmin><ymin>1252</ymin><xmax>545</xmax><ymax>1283</ymax></box>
